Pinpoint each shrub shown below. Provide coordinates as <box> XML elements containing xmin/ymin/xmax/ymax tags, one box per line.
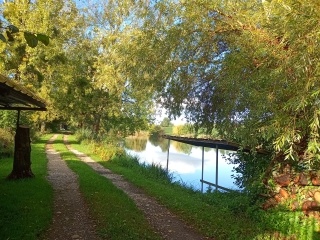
<box><xmin>225</xmin><ymin>151</ymin><xmax>271</xmax><ymax>202</ymax></box>
<box><xmin>148</xmin><ymin>124</ymin><xmax>163</xmax><ymax>136</ymax></box>
<box><xmin>74</xmin><ymin>128</ymin><xmax>94</xmax><ymax>142</ymax></box>
<box><xmin>172</xmin><ymin>125</ymin><xmax>184</xmax><ymax>135</ymax></box>
<box><xmin>0</xmin><ymin>128</ymin><xmax>14</xmax><ymax>158</ymax></box>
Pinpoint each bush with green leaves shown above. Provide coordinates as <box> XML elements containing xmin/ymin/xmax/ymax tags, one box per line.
<box><xmin>0</xmin><ymin>128</ymin><xmax>14</xmax><ymax>158</ymax></box>
<box><xmin>74</xmin><ymin>128</ymin><xmax>94</xmax><ymax>142</ymax></box>
<box><xmin>148</xmin><ymin>124</ymin><xmax>163</xmax><ymax>136</ymax></box>
<box><xmin>225</xmin><ymin>151</ymin><xmax>271</xmax><ymax>201</ymax></box>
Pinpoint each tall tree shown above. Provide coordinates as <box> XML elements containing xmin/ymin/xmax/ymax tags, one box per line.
<box><xmin>73</xmin><ymin>0</ymin><xmax>155</xmax><ymax>135</ymax></box>
<box><xmin>0</xmin><ymin>0</ymin><xmax>87</xmax><ymax>131</ymax></box>
<box><xmin>110</xmin><ymin>0</ymin><xmax>320</xmax><ymax>198</ymax></box>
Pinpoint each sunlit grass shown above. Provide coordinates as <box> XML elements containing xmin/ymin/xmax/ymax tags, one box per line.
<box><xmin>0</xmin><ymin>134</ymin><xmax>54</xmax><ymax>240</ymax></box>
<box><xmin>68</xmin><ymin>134</ymin><xmax>261</xmax><ymax>239</ymax></box>
<box><xmin>162</xmin><ymin>126</ymin><xmax>173</xmax><ymax>135</ymax></box>
<box><xmin>68</xmin><ymin>133</ymin><xmax>320</xmax><ymax>240</ymax></box>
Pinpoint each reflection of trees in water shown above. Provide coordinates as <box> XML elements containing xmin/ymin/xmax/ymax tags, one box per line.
<box><xmin>189</xmin><ymin>145</ymin><xmax>212</xmax><ymax>152</ymax></box>
<box><xmin>220</xmin><ymin>149</ymin><xmax>227</xmax><ymax>156</ymax></box>
<box><xmin>124</xmin><ymin>137</ymin><xmax>147</xmax><ymax>152</ymax></box>
<box><xmin>172</xmin><ymin>141</ymin><xmax>192</xmax><ymax>155</ymax></box>
<box><xmin>148</xmin><ymin>135</ymin><xmax>169</xmax><ymax>152</ymax></box>
<box><xmin>149</xmin><ymin>135</ymin><xmax>192</xmax><ymax>154</ymax></box>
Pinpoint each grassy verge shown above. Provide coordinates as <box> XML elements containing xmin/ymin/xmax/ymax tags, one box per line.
<box><xmin>162</xmin><ymin>126</ymin><xmax>173</xmax><ymax>135</ymax></box>
<box><xmin>52</xmin><ymin>134</ymin><xmax>161</xmax><ymax>240</ymax></box>
<box><xmin>68</xmin><ymin>134</ymin><xmax>320</xmax><ymax>240</ymax></box>
<box><xmin>0</xmin><ymin>134</ymin><xmax>54</xmax><ymax>240</ymax></box>
<box><xmin>67</xmin><ymin>134</ymin><xmax>259</xmax><ymax>239</ymax></box>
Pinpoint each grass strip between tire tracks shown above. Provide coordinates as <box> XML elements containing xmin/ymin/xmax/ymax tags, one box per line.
<box><xmin>52</xmin><ymin>134</ymin><xmax>161</xmax><ymax>240</ymax></box>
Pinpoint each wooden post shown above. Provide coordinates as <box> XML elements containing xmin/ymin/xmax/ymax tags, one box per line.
<box><xmin>7</xmin><ymin>125</ymin><xmax>34</xmax><ymax>179</ymax></box>
<box><xmin>166</xmin><ymin>139</ymin><xmax>170</xmax><ymax>172</ymax></box>
<box><xmin>215</xmin><ymin>145</ymin><xmax>219</xmax><ymax>191</ymax></box>
<box><xmin>201</xmin><ymin>146</ymin><xmax>204</xmax><ymax>193</ymax></box>
<box><xmin>16</xmin><ymin>110</ymin><xmax>20</xmax><ymax>129</ymax></box>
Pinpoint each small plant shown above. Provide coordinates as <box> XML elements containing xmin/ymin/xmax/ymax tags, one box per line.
<box><xmin>0</xmin><ymin>128</ymin><xmax>14</xmax><ymax>158</ymax></box>
<box><xmin>74</xmin><ymin>128</ymin><xmax>94</xmax><ymax>142</ymax></box>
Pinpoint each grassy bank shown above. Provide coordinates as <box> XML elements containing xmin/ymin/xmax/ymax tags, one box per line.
<box><xmin>0</xmin><ymin>134</ymin><xmax>54</xmax><ymax>240</ymax></box>
<box><xmin>2</xmin><ymin>132</ymin><xmax>316</xmax><ymax>239</ymax></box>
<box><xmin>162</xmin><ymin>126</ymin><xmax>173</xmax><ymax>135</ymax></box>
<box><xmin>52</xmin><ymin>134</ymin><xmax>161</xmax><ymax>240</ymax></box>
<box><xmin>67</xmin><ymin>134</ymin><xmax>259</xmax><ymax>239</ymax></box>
<box><xmin>68</xmin><ymin>134</ymin><xmax>320</xmax><ymax>240</ymax></box>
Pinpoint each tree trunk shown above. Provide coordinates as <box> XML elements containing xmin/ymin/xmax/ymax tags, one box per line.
<box><xmin>7</xmin><ymin>125</ymin><xmax>34</xmax><ymax>180</ymax></box>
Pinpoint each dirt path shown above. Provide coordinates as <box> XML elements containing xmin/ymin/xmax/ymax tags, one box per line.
<box><xmin>44</xmin><ymin>134</ymin><xmax>99</xmax><ymax>240</ymax></box>
<box><xmin>63</xmin><ymin>134</ymin><xmax>208</xmax><ymax>240</ymax></box>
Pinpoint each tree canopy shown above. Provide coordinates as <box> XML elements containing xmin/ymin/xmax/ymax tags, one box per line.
<box><xmin>1</xmin><ymin>0</ymin><xmax>319</xmax><ymax>170</ymax></box>
<box><xmin>115</xmin><ymin>0</ymin><xmax>320</xmax><ymax>171</ymax></box>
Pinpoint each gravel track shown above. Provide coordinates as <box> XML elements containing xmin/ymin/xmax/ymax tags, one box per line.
<box><xmin>44</xmin><ymin>134</ymin><xmax>99</xmax><ymax>240</ymax></box>
<box><xmin>63</xmin><ymin>134</ymin><xmax>208</xmax><ymax>240</ymax></box>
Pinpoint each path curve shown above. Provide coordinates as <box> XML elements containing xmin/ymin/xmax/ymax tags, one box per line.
<box><xmin>44</xmin><ymin>134</ymin><xmax>99</xmax><ymax>240</ymax></box>
<box><xmin>64</xmin><ymin>134</ymin><xmax>208</xmax><ymax>240</ymax></box>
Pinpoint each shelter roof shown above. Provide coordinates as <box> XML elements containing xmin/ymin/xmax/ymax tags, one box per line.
<box><xmin>162</xmin><ymin>135</ymin><xmax>269</xmax><ymax>154</ymax></box>
<box><xmin>0</xmin><ymin>74</ymin><xmax>47</xmax><ymax>111</ymax></box>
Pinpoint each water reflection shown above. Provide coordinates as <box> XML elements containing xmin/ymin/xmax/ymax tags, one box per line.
<box><xmin>124</xmin><ymin>137</ymin><xmax>148</xmax><ymax>152</ymax></box>
<box><xmin>124</xmin><ymin>135</ymin><xmax>238</xmax><ymax>191</ymax></box>
<box><xmin>148</xmin><ymin>135</ymin><xmax>169</xmax><ymax>152</ymax></box>
<box><xmin>171</xmin><ymin>141</ymin><xmax>192</xmax><ymax>155</ymax></box>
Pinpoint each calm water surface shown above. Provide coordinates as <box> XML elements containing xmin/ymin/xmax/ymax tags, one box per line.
<box><xmin>124</xmin><ymin>136</ymin><xmax>239</xmax><ymax>191</ymax></box>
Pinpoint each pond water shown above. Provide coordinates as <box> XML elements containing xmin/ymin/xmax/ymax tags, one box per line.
<box><xmin>124</xmin><ymin>136</ymin><xmax>239</xmax><ymax>191</ymax></box>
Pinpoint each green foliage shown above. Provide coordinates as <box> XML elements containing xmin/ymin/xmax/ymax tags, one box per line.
<box><xmin>74</xmin><ymin>128</ymin><xmax>95</xmax><ymax>142</ymax></box>
<box><xmin>225</xmin><ymin>152</ymin><xmax>271</xmax><ymax>200</ymax></box>
<box><xmin>0</xmin><ymin>21</ymin><xmax>49</xmax><ymax>48</ymax></box>
<box><xmin>110</xmin><ymin>154</ymin><xmax>174</xmax><ymax>184</ymax></box>
<box><xmin>160</xmin><ymin>117</ymin><xmax>172</xmax><ymax>127</ymax></box>
<box><xmin>0</xmin><ymin>110</ymin><xmax>17</xmax><ymax>129</ymax></box>
<box><xmin>74</xmin><ymin>128</ymin><xmax>125</xmax><ymax>161</ymax></box>
<box><xmin>35</xmin><ymin>33</ymin><xmax>49</xmax><ymax>46</ymax></box>
<box><xmin>171</xmin><ymin>123</ymin><xmax>220</xmax><ymax>138</ymax></box>
<box><xmin>111</xmin><ymin>0</ymin><xmax>320</xmax><ymax>172</ymax></box>
<box><xmin>2</xmin><ymin>0</ymin><xmax>320</xmax><ymax>203</ymax></box>
<box><xmin>172</xmin><ymin>125</ymin><xmax>185</xmax><ymax>136</ymax></box>
<box><xmin>71</xmin><ymin>134</ymin><xmax>320</xmax><ymax>239</ymax></box>
<box><xmin>88</xmin><ymin>141</ymin><xmax>125</xmax><ymax>161</ymax></box>
<box><xmin>161</xmin><ymin>126</ymin><xmax>173</xmax><ymax>135</ymax></box>
<box><xmin>23</xmin><ymin>32</ymin><xmax>38</xmax><ymax>48</ymax></box>
<box><xmin>72</xmin><ymin>138</ymin><xmax>263</xmax><ymax>239</ymax></box>
<box><xmin>148</xmin><ymin>124</ymin><xmax>163</xmax><ymax>136</ymax></box>
<box><xmin>0</xmin><ymin>128</ymin><xmax>14</xmax><ymax>158</ymax></box>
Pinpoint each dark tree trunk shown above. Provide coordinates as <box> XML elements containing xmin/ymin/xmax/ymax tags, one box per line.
<box><xmin>7</xmin><ymin>125</ymin><xmax>34</xmax><ymax>180</ymax></box>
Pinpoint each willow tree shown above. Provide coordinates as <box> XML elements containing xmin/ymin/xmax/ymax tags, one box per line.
<box><xmin>72</xmin><ymin>0</ymin><xmax>155</xmax><ymax>136</ymax></box>
<box><xmin>117</xmin><ymin>0</ymin><xmax>320</xmax><ymax>195</ymax></box>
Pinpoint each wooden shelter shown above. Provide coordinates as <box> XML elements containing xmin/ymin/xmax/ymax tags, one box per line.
<box><xmin>0</xmin><ymin>74</ymin><xmax>46</xmax><ymax>111</ymax></box>
<box><xmin>162</xmin><ymin>134</ymin><xmax>269</xmax><ymax>192</ymax></box>
<box><xmin>0</xmin><ymin>74</ymin><xmax>47</xmax><ymax>179</ymax></box>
